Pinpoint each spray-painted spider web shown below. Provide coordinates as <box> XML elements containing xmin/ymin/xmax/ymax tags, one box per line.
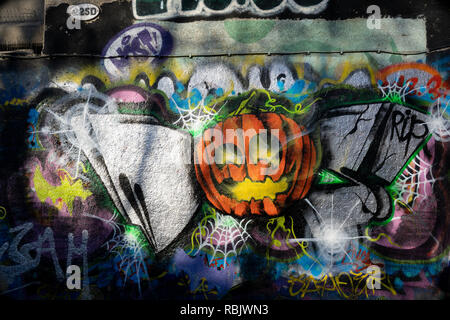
<box><xmin>195</xmin><ymin>212</ymin><xmax>252</xmax><ymax>267</ymax></box>
<box><xmin>378</xmin><ymin>77</ymin><xmax>426</xmax><ymax>104</ymax></box>
<box><xmin>423</xmin><ymin>98</ymin><xmax>450</xmax><ymax>142</ymax></box>
<box><xmin>172</xmin><ymin>98</ymin><xmax>224</xmax><ymax>135</ymax></box>
<box><xmin>107</xmin><ymin>228</ymin><xmax>150</xmax><ymax>294</ymax></box>
<box><xmin>390</xmin><ymin>153</ymin><xmax>437</xmax><ymax>213</ymax></box>
<box><xmin>84</xmin><ymin>212</ymin><xmax>149</xmax><ymax>294</ymax></box>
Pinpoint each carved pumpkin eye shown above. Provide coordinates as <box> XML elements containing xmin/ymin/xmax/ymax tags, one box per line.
<box><xmin>248</xmin><ymin>132</ymin><xmax>282</xmax><ymax>171</ymax></box>
<box><xmin>215</xmin><ymin>143</ymin><xmax>245</xmax><ymax>168</ymax></box>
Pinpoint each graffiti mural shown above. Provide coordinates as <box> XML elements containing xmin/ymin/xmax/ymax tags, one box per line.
<box><xmin>133</xmin><ymin>0</ymin><xmax>330</xmax><ymax>20</ymax></box>
<box><xmin>1</xmin><ymin>8</ymin><xmax>450</xmax><ymax>301</ymax></box>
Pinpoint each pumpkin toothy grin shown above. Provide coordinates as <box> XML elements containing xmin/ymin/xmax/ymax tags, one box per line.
<box><xmin>228</xmin><ymin>177</ymin><xmax>289</xmax><ymax>201</ymax></box>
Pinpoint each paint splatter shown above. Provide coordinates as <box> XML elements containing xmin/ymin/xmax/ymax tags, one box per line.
<box><xmin>33</xmin><ymin>165</ymin><xmax>92</xmax><ymax>215</ymax></box>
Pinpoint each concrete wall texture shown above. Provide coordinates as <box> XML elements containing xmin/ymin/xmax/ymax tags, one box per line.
<box><xmin>0</xmin><ymin>0</ymin><xmax>449</xmax><ymax>301</ymax></box>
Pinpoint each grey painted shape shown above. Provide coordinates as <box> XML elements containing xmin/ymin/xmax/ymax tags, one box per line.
<box><xmin>343</xmin><ymin>69</ymin><xmax>372</xmax><ymax>88</ymax></box>
<box><xmin>319</xmin><ymin>103</ymin><xmax>382</xmax><ymax>172</ymax></box>
<box><xmin>301</xmin><ymin>189</ymin><xmax>365</xmax><ymax>265</ymax></box>
<box><xmin>305</xmin><ymin>184</ymin><xmax>377</xmax><ymax>233</ymax></box>
<box><xmin>187</xmin><ymin>63</ymin><xmax>244</xmax><ymax>99</ymax></box>
<box><xmin>71</xmin><ymin>114</ymin><xmax>199</xmax><ymax>252</ymax></box>
<box><xmin>370</xmin><ymin>105</ymin><xmax>429</xmax><ymax>182</ymax></box>
<box><xmin>304</xmin><ymin>102</ymin><xmax>430</xmax><ymax>238</ymax></box>
<box><xmin>320</xmin><ymin>103</ymin><xmax>429</xmax><ymax>183</ymax></box>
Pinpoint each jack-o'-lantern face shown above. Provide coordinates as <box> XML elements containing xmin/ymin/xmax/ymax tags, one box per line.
<box><xmin>194</xmin><ymin>112</ymin><xmax>317</xmax><ymax>217</ymax></box>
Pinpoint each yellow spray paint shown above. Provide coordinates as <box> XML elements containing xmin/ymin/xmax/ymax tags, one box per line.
<box><xmin>33</xmin><ymin>165</ymin><xmax>92</xmax><ymax>215</ymax></box>
<box><xmin>265</xmin><ymin>216</ymin><xmax>322</xmax><ymax>265</ymax></box>
<box><xmin>231</xmin><ymin>177</ymin><xmax>289</xmax><ymax>201</ymax></box>
<box><xmin>56</xmin><ymin>65</ymin><xmax>111</xmax><ymax>87</ymax></box>
<box><xmin>0</xmin><ymin>206</ymin><xmax>6</xmax><ymax>220</ymax></box>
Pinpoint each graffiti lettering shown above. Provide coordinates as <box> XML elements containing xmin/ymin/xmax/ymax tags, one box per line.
<box><xmin>287</xmin><ymin>271</ymin><xmax>396</xmax><ymax>299</ymax></box>
<box><xmin>0</xmin><ymin>223</ymin><xmax>90</xmax><ymax>297</ymax></box>
<box><xmin>133</xmin><ymin>0</ymin><xmax>330</xmax><ymax>20</ymax></box>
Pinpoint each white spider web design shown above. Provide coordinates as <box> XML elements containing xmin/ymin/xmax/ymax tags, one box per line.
<box><xmin>195</xmin><ymin>213</ymin><xmax>252</xmax><ymax>267</ymax></box>
<box><xmin>423</xmin><ymin>98</ymin><xmax>450</xmax><ymax>142</ymax></box>
<box><xmin>108</xmin><ymin>233</ymin><xmax>149</xmax><ymax>281</ymax></box>
<box><xmin>83</xmin><ymin>212</ymin><xmax>149</xmax><ymax>294</ymax></box>
<box><xmin>391</xmin><ymin>153</ymin><xmax>437</xmax><ymax>212</ymax></box>
<box><xmin>378</xmin><ymin>77</ymin><xmax>427</xmax><ymax>103</ymax></box>
<box><xmin>172</xmin><ymin>98</ymin><xmax>224</xmax><ymax>134</ymax></box>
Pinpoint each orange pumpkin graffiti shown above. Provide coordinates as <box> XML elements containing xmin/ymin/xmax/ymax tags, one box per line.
<box><xmin>194</xmin><ymin>112</ymin><xmax>317</xmax><ymax>217</ymax></box>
